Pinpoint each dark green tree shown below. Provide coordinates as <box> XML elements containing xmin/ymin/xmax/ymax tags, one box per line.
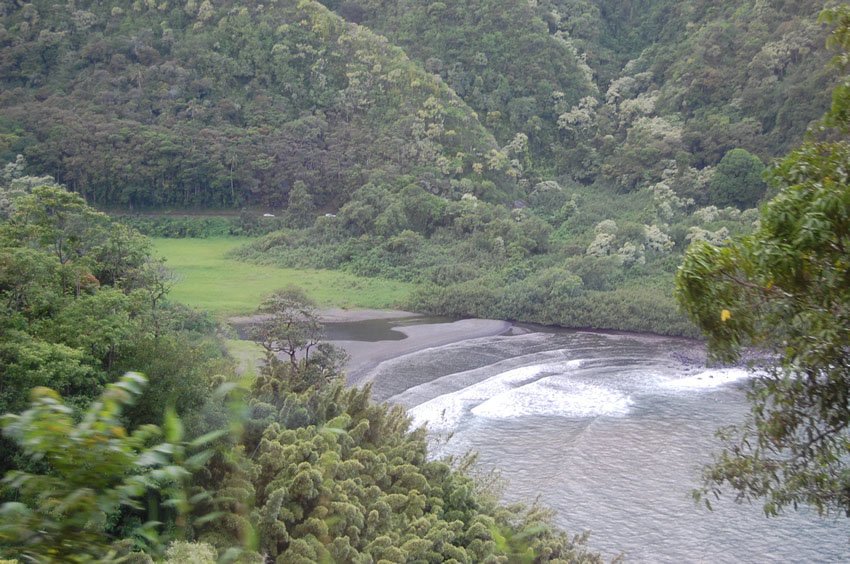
<box><xmin>708</xmin><ymin>148</ymin><xmax>767</xmax><ymax>209</ymax></box>
<box><xmin>285</xmin><ymin>181</ymin><xmax>316</xmax><ymax>229</ymax></box>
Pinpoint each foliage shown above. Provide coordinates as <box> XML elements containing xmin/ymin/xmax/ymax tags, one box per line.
<box><xmin>0</xmin><ymin>0</ymin><xmax>508</xmax><ymax>208</ymax></box>
<box><xmin>120</xmin><ymin>215</ymin><xmax>249</xmax><ymax>239</ymax></box>
<box><xmin>676</xmin><ymin>5</ymin><xmax>850</xmax><ymax>517</ymax></box>
<box><xmin>0</xmin><ymin>179</ymin><xmax>233</xmax><ymax>531</ymax></box>
<box><xmin>163</xmin><ymin>541</ymin><xmax>218</xmax><ymax>564</ymax></box>
<box><xmin>541</xmin><ymin>0</ymin><xmax>833</xmax><ymax>186</ymax></box>
<box><xmin>0</xmin><ymin>186</ymin><xmax>144</xmax><ymax>417</ymax></box>
<box><xmin>0</xmin><ymin>0</ymin><xmax>835</xmax><ymax>212</ymax></box>
<box><xmin>0</xmin><ymin>373</ymin><xmax>196</xmax><ymax>562</ymax></box>
<box><xmin>232</xmin><ymin>172</ymin><xmax>765</xmax><ymax>336</ymax></box>
<box><xmin>708</xmin><ymin>148</ymin><xmax>767</xmax><ymax>209</ymax></box>
<box><xmin>320</xmin><ymin>0</ymin><xmax>597</xmax><ymax>161</ymax></box>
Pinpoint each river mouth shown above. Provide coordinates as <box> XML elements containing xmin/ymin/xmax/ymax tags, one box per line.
<box><xmin>329</xmin><ymin>317</ymin><xmax>848</xmax><ymax>563</ymax></box>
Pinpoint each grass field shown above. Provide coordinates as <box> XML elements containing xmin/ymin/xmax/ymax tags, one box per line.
<box><xmin>152</xmin><ymin>238</ymin><xmax>414</xmax><ymax>317</ymax></box>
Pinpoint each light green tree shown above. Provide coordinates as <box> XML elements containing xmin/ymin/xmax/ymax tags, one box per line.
<box><xmin>676</xmin><ymin>5</ymin><xmax>850</xmax><ymax>517</ymax></box>
<box><xmin>0</xmin><ymin>373</ymin><xmax>211</xmax><ymax>562</ymax></box>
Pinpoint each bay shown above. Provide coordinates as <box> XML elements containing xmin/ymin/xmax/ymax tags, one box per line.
<box><xmin>332</xmin><ymin>321</ymin><xmax>849</xmax><ymax>563</ymax></box>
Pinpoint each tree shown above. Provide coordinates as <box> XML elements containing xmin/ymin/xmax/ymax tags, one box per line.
<box><xmin>285</xmin><ymin>181</ymin><xmax>316</xmax><ymax>229</ymax></box>
<box><xmin>248</xmin><ymin>287</ymin><xmax>350</xmax><ymax>402</ymax></box>
<box><xmin>0</xmin><ymin>181</ymin><xmax>230</xmax><ymax>481</ymax></box>
<box><xmin>6</xmin><ymin>185</ymin><xmax>109</xmax><ymax>266</ymax></box>
<box><xmin>250</xmin><ymin>287</ymin><xmax>324</xmax><ymax>368</ymax></box>
<box><xmin>0</xmin><ymin>373</ymin><xmax>195</xmax><ymax>562</ymax></box>
<box><xmin>707</xmin><ymin>148</ymin><xmax>767</xmax><ymax>209</ymax></box>
<box><xmin>676</xmin><ymin>6</ymin><xmax>850</xmax><ymax>517</ymax></box>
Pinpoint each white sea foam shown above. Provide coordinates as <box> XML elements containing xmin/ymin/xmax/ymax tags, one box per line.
<box><xmin>407</xmin><ymin>360</ymin><xmax>615</xmax><ymax>431</ymax></box>
<box><xmin>387</xmin><ymin>348</ymin><xmax>580</xmax><ymax>406</ymax></box>
<box><xmin>472</xmin><ymin>378</ymin><xmax>632</xmax><ymax>419</ymax></box>
<box><xmin>662</xmin><ymin>368</ymin><xmax>753</xmax><ymax>391</ymax></box>
<box><xmin>407</xmin><ymin>363</ymin><xmax>552</xmax><ymax>431</ymax></box>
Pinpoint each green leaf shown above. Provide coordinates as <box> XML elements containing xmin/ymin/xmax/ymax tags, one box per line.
<box><xmin>192</xmin><ymin>511</ymin><xmax>225</xmax><ymax>526</ymax></box>
<box><xmin>163</xmin><ymin>407</ymin><xmax>184</xmax><ymax>443</ymax></box>
<box><xmin>188</xmin><ymin>429</ymin><xmax>227</xmax><ymax>448</ymax></box>
<box><xmin>185</xmin><ymin>450</ymin><xmax>215</xmax><ymax>471</ymax></box>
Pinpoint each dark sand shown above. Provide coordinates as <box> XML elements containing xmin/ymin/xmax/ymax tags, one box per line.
<box><xmin>335</xmin><ymin>317</ymin><xmax>513</xmax><ymax>385</ymax></box>
<box><xmin>229</xmin><ymin>309</ymin><xmax>512</xmax><ymax>384</ymax></box>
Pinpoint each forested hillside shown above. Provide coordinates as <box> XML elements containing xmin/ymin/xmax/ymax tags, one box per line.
<box><xmin>554</xmin><ymin>0</ymin><xmax>834</xmax><ymax>187</ymax></box>
<box><xmin>323</xmin><ymin>0</ymin><xmax>833</xmax><ymax>181</ymax></box>
<box><xmin>318</xmin><ymin>0</ymin><xmax>598</xmax><ymax>161</ymax></box>
<box><xmin>1</xmin><ymin>0</ymin><xmax>834</xmax><ymax>205</ymax></box>
<box><xmin>0</xmin><ymin>0</ymin><xmax>512</xmax><ymax>208</ymax></box>
<box><xmin>0</xmin><ymin>0</ymin><xmax>839</xmax><ymax>333</ymax></box>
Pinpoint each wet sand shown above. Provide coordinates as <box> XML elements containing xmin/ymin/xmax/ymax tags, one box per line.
<box><xmin>228</xmin><ymin>309</ymin><xmax>512</xmax><ymax>385</ymax></box>
<box><xmin>336</xmin><ymin>318</ymin><xmax>513</xmax><ymax>385</ymax></box>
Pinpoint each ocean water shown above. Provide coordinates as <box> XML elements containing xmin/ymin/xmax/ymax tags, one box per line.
<box><xmin>363</xmin><ymin>328</ymin><xmax>849</xmax><ymax>563</ymax></box>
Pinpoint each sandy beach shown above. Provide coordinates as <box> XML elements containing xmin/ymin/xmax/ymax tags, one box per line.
<box><xmin>229</xmin><ymin>309</ymin><xmax>512</xmax><ymax>384</ymax></box>
<box><xmin>336</xmin><ymin>317</ymin><xmax>513</xmax><ymax>385</ymax></box>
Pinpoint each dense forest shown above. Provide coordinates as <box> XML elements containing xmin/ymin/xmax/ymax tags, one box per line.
<box><xmin>0</xmin><ymin>0</ymin><xmax>833</xmax><ymax>202</ymax></box>
<box><xmin>0</xmin><ymin>0</ymin><xmax>839</xmax><ymax>334</ymax></box>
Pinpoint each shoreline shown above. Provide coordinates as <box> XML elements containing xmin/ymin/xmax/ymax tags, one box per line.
<box><xmin>228</xmin><ymin>309</ymin><xmax>716</xmax><ymax>384</ymax></box>
<box><xmin>338</xmin><ymin>318</ymin><xmax>514</xmax><ymax>386</ymax></box>
<box><xmin>228</xmin><ymin>309</ymin><xmax>513</xmax><ymax>384</ymax></box>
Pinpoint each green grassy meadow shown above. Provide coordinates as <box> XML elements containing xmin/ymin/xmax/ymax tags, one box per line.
<box><xmin>152</xmin><ymin>237</ymin><xmax>414</xmax><ymax>317</ymax></box>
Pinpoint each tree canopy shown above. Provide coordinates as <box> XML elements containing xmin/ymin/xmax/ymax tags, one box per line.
<box><xmin>676</xmin><ymin>5</ymin><xmax>850</xmax><ymax>517</ymax></box>
<box><xmin>707</xmin><ymin>148</ymin><xmax>767</xmax><ymax>209</ymax></box>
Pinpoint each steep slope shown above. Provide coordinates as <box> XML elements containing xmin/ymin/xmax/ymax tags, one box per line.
<box><xmin>536</xmin><ymin>0</ymin><xmax>685</xmax><ymax>88</ymax></box>
<box><xmin>540</xmin><ymin>0</ymin><xmax>834</xmax><ymax>187</ymax></box>
<box><xmin>0</xmin><ymin>0</ymin><xmax>510</xmax><ymax>208</ymax></box>
<box><xmin>320</xmin><ymin>0</ymin><xmax>598</xmax><ymax>164</ymax></box>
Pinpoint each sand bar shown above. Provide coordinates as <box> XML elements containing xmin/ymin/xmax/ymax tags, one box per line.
<box><xmin>228</xmin><ymin>309</ymin><xmax>512</xmax><ymax>385</ymax></box>
<box><xmin>338</xmin><ymin>318</ymin><xmax>513</xmax><ymax>385</ymax></box>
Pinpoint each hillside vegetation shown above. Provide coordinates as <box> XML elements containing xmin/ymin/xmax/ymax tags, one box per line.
<box><xmin>1</xmin><ymin>0</ymin><xmax>511</xmax><ymax>208</ymax></box>
<box><xmin>0</xmin><ymin>0</ymin><xmax>839</xmax><ymax>334</ymax></box>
